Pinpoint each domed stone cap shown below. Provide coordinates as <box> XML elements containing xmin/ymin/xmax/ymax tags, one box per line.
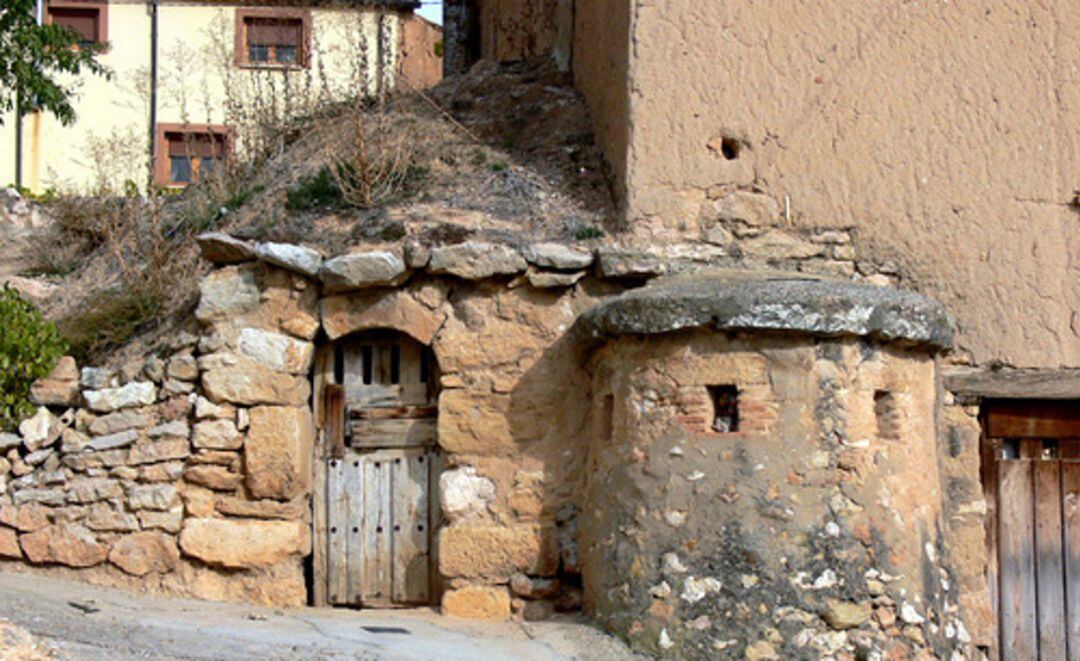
<box><xmin>574</xmin><ymin>270</ymin><xmax>954</xmax><ymax>350</ymax></box>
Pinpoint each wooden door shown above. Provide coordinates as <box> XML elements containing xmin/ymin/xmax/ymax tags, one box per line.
<box><xmin>321</xmin><ymin>332</ymin><xmax>439</xmax><ymax>607</ymax></box>
<box><xmin>984</xmin><ymin>400</ymin><xmax>1080</xmax><ymax>660</ymax></box>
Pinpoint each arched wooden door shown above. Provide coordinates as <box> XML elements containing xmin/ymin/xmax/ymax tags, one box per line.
<box><xmin>317</xmin><ymin>331</ymin><xmax>439</xmax><ymax>607</ymax></box>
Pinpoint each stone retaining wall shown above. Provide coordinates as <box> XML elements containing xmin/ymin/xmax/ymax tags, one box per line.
<box><xmin>0</xmin><ymin>231</ymin><xmax>990</xmax><ymax>656</ymax></box>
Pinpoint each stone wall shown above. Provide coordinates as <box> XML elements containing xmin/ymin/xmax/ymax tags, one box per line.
<box><xmin>0</xmin><ymin>343</ymin><xmax>310</xmax><ymax>605</ymax></box>
<box><xmin>0</xmin><ymin>232</ymin><xmax>992</xmax><ymax>645</ymax></box>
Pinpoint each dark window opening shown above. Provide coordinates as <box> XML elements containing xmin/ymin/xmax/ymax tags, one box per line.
<box><xmin>333</xmin><ymin>345</ymin><xmax>344</xmax><ymax>384</ymax></box>
<box><xmin>708</xmin><ymin>385</ymin><xmax>739</xmax><ymax>432</ymax></box>
<box><xmin>874</xmin><ymin>390</ymin><xmax>900</xmax><ymax>441</ymax></box>
<box><xmin>389</xmin><ymin>344</ymin><xmax>401</xmax><ymax>385</ymax></box>
<box><xmin>419</xmin><ymin>349</ymin><xmax>429</xmax><ymax>384</ymax></box>
<box><xmin>50</xmin><ymin>7</ymin><xmax>101</xmax><ymax>47</ymax></box>
<box><xmin>361</xmin><ymin>345</ymin><xmax>373</xmax><ymax>384</ymax></box>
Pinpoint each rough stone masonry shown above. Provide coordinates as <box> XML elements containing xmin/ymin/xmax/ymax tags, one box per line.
<box><xmin>0</xmin><ymin>225</ymin><xmax>988</xmax><ymax>659</ymax></box>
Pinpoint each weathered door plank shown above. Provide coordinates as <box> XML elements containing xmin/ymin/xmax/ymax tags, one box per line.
<box><xmin>1034</xmin><ymin>459</ymin><xmax>1067</xmax><ymax>661</ymax></box>
<box><xmin>327</xmin><ymin>457</ymin><xmax>350</xmax><ymax>605</ymax></box>
<box><xmin>392</xmin><ymin>449</ymin><xmax>430</xmax><ymax>604</ymax></box>
<box><xmin>1061</xmin><ymin>452</ymin><xmax>1079</xmax><ymax>661</ymax></box>
<box><xmin>362</xmin><ymin>454</ymin><xmax>393</xmax><ymax>605</ymax></box>
<box><xmin>999</xmin><ymin>458</ymin><xmax>1038</xmax><ymax>660</ymax></box>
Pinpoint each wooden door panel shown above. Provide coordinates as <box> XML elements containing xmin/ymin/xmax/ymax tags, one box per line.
<box><xmin>392</xmin><ymin>449</ymin><xmax>431</xmax><ymax>604</ymax></box>
<box><xmin>999</xmin><ymin>459</ymin><xmax>1038</xmax><ymax>659</ymax></box>
<box><xmin>1033</xmin><ymin>460</ymin><xmax>1067</xmax><ymax>661</ymax></box>
<box><xmin>1063</xmin><ymin>458</ymin><xmax>1079</xmax><ymax>660</ymax></box>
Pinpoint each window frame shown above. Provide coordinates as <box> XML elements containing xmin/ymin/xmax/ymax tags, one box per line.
<box><xmin>234</xmin><ymin>8</ymin><xmax>311</xmax><ymax>70</ymax></box>
<box><xmin>45</xmin><ymin>0</ymin><xmax>109</xmax><ymax>50</ymax></box>
<box><xmin>154</xmin><ymin>123</ymin><xmax>234</xmax><ymax>188</ymax></box>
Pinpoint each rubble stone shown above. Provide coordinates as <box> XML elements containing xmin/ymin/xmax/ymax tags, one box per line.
<box><xmin>439</xmin><ymin>524</ymin><xmax>558</xmax><ymax>580</ymax></box>
<box><xmin>83</xmin><ymin>382</ymin><xmax>156</xmax><ymax>413</ymax></box>
<box><xmin>18</xmin><ymin>407</ymin><xmax>60</xmax><ymax>451</ymax></box>
<box><xmin>0</xmin><ymin>527</ymin><xmax>22</xmax><ymax>558</ymax></box>
<box><xmin>127</xmin><ymin>484</ymin><xmax>180</xmax><ymax>511</ymax></box>
<box><xmin>428</xmin><ymin>242</ymin><xmax>527</xmax><ymax>279</ymax></box>
<box><xmin>194</xmin><ymin>267</ymin><xmax>259</xmax><ymax>322</ymax></box>
<box><xmin>202</xmin><ymin>360</ymin><xmax>310</xmax><ymax>407</ymax></box>
<box><xmin>196</xmin><ymin>232</ymin><xmax>255</xmax><ymax>264</ymax></box>
<box><xmin>237</xmin><ymin>328</ymin><xmax>314</xmax><ymax>374</ymax></box>
<box><xmin>439</xmin><ymin>467</ymin><xmax>496</xmax><ymax>522</ymax></box>
<box><xmin>19</xmin><ymin>523</ymin><xmax>107</xmax><ymax>567</ymax></box>
<box><xmin>522</xmin><ymin>243</ymin><xmax>594</xmax><ymax>270</ymax></box>
<box><xmin>184</xmin><ymin>465</ymin><xmax>243</xmax><ymax>491</ymax></box>
<box><xmin>245</xmin><ymin>406</ymin><xmax>313</xmax><ymax>500</ymax></box>
<box><xmin>319</xmin><ymin>251</ymin><xmax>409</xmax><ymax>291</ymax></box>
<box><xmin>254</xmin><ymin>242</ymin><xmax>322</xmax><ymax>278</ymax></box>
<box><xmin>192</xmin><ymin>419</ymin><xmax>242</xmax><ymax>450</ymax></box>
<box><xmin>109</xmin><ymin>532</ymin><xmax>180</xmax><ymax>576</ymax></box>
<box><xmin>29</xmin><ymin>379</ymin><xmax>80</xmax><ymax>407</ymax></box>
<box><xmin>89</xmin><ymin>410</ymin><xmax>154</xmax><ymax>436</ymax></box>
<box><xmin>442</xmin><ymin>585</ymin><xmax>511</xmax><ymax>619</ymax></box>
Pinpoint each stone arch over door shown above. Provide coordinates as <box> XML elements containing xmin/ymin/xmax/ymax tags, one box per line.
<box><xmin>311</xmin><ymin>328</ymin><xmax>442</xmax><ymax>608</ymax></box>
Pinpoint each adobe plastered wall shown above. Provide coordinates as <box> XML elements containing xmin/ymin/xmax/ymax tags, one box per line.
<box><xmin>572</xmin><ymin>0</ymin><xmax>631</xmax><ymax>190</ymax></box>
<box><xmin>577</xmin><ymin>1</ymin><xmax>1080</xmax><ymax>369</ymax></box>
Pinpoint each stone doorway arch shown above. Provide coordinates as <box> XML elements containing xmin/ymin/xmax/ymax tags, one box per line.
<box><xmin>311</xmin><ymin>329</ymin><xmax>441</xmax><ymax>608</ymax></box>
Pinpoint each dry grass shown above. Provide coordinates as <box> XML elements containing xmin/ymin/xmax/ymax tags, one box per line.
<box><xmin>31</xmin><ymin>57</ymin><xmax>614</xmax><ymax>366</ymax></box>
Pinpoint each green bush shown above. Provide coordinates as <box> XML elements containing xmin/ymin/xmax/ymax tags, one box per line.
<box><xmin>0</xmin><ymin>285</ymin><xmax>66</xmax><ymax>430</ymax></box>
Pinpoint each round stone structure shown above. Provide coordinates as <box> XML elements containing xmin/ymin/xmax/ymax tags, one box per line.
<box><xmin>573</xmin><ymin>272</ymin><xmax>969</xmax><ymax>658</ymax></box>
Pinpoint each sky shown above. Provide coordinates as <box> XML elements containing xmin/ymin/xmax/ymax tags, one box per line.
<box><xmin>416</xmin><ymin>1</ymin><xmax>443</xmax><ymax>25</ymax></box>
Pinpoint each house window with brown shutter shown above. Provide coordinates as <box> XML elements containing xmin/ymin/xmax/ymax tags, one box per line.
<box><xmin>47</xmin><ymin>1</ymin><xmax>108</xmax><ymax>48</ymax></box>
<box><xmin>235</xmin><ymin>9</ymin><xmax>310</xmax><ymax>68</ymax></box>
<box><xmin>154</xmin><ymin>125</ymin><xmax>231</xmax><ymax>187</ymax></box>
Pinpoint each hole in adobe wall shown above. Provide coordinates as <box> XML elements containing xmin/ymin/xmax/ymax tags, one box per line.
<box><xmin>874</xmin><ymin>390</ymin><xmax>900</xmax><ymax>441</ymax></box>
<box><xmin>720</xmin><ymin>137</ymin><xmax>741</xmax><ymax>160</ymax></box>
<box><xmin>708</xmin><ymin>385</ymin><xmax>739</xmax><ymax>433</ymax></box>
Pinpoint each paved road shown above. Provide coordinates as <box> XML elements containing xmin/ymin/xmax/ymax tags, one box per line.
<box><xmin>0</xmin><ymin>573</ymin><xmax>639</xmax><ymax>660</ymax></box>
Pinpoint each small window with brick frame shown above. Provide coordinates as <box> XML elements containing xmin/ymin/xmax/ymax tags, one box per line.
<box><xmin>235</xmin><ymin>9</ymin><xmax>310</xmax><ymax>69</ymax></box>
<box><xmin>708</xmin><ymin>385</ymin><xmax>740</xmax><ymax>433</ymax></box>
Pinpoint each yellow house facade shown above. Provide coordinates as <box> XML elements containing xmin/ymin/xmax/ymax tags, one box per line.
<box><xmin>1</xmin><ymin>0</ymin><xmax>442</xmax><ymax>193</ymax></box>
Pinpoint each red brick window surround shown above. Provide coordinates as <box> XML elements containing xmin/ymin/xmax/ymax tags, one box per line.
<box><xmin>235</xmin><ymin>8</ymin><xmax>311</xmax><ymax>69</ymax></box>
<box><xmin>46</xmin><ymin>0</ymin><xmax>108</xmax><ymax>49</ymax></box>
<box><xmin>154</xmin><ymin>124</ymin><xmax>232</xmax><ymax>188</ymax></box>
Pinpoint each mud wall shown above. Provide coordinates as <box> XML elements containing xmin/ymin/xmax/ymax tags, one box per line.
<box><xmin>568</xmin><ymin>0</ymin><xmax>1080</xmax><ymax>369</ymax></box>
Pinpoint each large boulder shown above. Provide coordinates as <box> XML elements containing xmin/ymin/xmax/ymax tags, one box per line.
<box><xmin>245</xmin><ymin>406</ymin><xmax>314</xmax><ymax>500</ymax></box>
<box><xmin>108</xmin><ymin>532</ymin><xmax>180</xmax><ymax>576</ymax></box>
<box><xmin>178</xmin><ymin>518</ymin><xmax>309</xmax><ymax>568</ymax></box>
<box><xmin>19</xmin><ymin>523</ymin><xmax>108</xmax><ymax>567</ymax></box>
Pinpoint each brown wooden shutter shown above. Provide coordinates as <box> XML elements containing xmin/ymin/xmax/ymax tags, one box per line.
<box><xmin>51</xmin><ymin>8</ymin><xmax>98</xmax><ymax>43</ymax></box>
<box><xmin>166</xmin><ymin>132</ymin><xmax>224</xmax><ymax>158</ymax></box>
<box><xmin>247</xmin><ymin>18</ymin><xmax>301</xmax><ymax>47</ymax></box>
